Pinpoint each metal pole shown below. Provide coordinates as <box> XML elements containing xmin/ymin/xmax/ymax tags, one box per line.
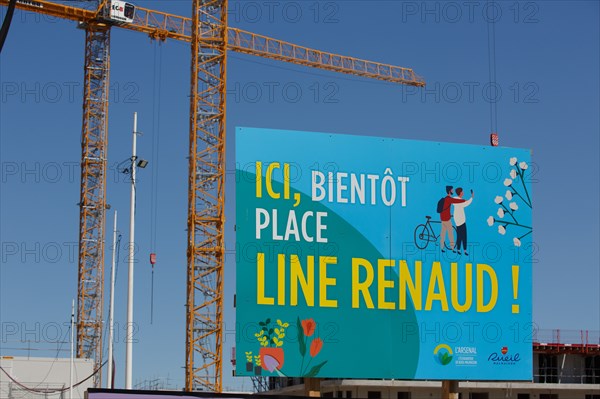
<box><xmin>70</xmin><ymin>299</ymin><xmax>74</xmax><ymax>399</ymax></box>
<box><xmin>125</xmin><ymin>112</ymin><xmax>138</xmax><ymax>389</ymax></box>
<box><xmin>107</xmin><ymin>210</ymin><xmax>118</xmax><ymax>388</ymax></box>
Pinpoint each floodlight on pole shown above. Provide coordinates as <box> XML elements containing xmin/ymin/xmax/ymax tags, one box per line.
<box><xmin>137</xmin><ymin>159</ymin><xmax>149</xmax><ymax>169</ymax></box>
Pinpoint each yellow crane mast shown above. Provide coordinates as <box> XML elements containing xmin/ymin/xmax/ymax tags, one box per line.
<box><xmin>0</xmin><ymin>0</ymin><xmax>425</xmax><ymax>392</ymax></box>
<box><xmin>77</xmin><ymin>21</ymin><xmax>110</xmax><ymax>386</ymax></box>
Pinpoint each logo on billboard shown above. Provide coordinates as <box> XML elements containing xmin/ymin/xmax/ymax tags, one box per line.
<box><xmin>433</xmin><ymin>344</ymin><xmax>453</xmax><ymax>366</ymax></box>
<box><xmin>454</xmin><ymin>346</ymin><xmax>478</xmax><ymax>367</ymax></box>
<box><xmin>488</xmin><ymin>347</ymin><xmax>521</xmax><ymax>365</ymax></box>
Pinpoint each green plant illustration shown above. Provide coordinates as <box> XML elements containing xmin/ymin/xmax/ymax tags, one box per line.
<box><xmin>245</xmin><ymin>351</ymin><xmax>253</xmax><ymax>363</ymax></box>
<box><xmin>254</xmin><ymin>318</ymin><xmax>289</xmax><ymax>347</ymax></box>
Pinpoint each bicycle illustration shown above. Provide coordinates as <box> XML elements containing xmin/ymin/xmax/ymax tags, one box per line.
<box><xmin>414</xmin><ymin>216</ymin><xmax>457</xmax><ymax>250</ymax></box>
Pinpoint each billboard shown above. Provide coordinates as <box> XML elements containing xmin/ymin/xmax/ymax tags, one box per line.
<box><xmin>235</xmin><ymin>127</ymin><xmax>533</xmax><ymax>380</ymax></box>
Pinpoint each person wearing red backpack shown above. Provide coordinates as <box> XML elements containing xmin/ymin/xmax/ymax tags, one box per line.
<box><xmin>437</xmin><ymin>185</ymin><xmax>467</xmax><ymax>252</ymax></box>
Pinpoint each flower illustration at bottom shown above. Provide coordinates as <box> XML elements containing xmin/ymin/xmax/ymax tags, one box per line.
<box><xmin>487</xmin><ymin>216</ymin><xmax>495</xmax><ymax>226</ymax></box>
<box><xmin>504</xmin><ymin>178</ymin><xmax>513</xmax><ymax>187</ymax></box>
<box><xmin>310</xmin><ymin>338</ymin><xmax>323</xmax><ymax>357</ymax></box>
<box><xmin>510</xmin><ymin>202</ymin><xmax>519</xmax><ymax>211</ymax></box>
<box><xmin>494</xmin><ymin>196</ymin><xmax>503</xmax><ymax>204</ymax></box>
<box><xmin>510</xmin><ymin>169</ymin><xmax>517</xmax><ymax>179</ymax></box>
<box><xmin>513</xmin><ymin>237</ymin><xmax>522</xmax><ymax>247</ymax></box>
<box><xmin>301</xmin><ymin>318</ymin><xmax>316</xmax><ymax>337</ymax></box>
<box><xmin>263</xmin><ymin>356</ymin><xmax>278</xmax><ymax>371</ymax></box>
<box><xmin>505</xmin><ymin>190</ymin><xmax>513</xmax><ymax>200</ymax></box>
<box><xmin>498</xmin><ymin>225</ymin><xmax>506</xmax><ymax>235</ymax></box>
<box><xmin>519</xmin><ymin>161</ymin><xmax>528</xmax><ymax>170</ymax></box>
<box><xmin>497</xmin><ymin>208</ymin><xmax>505</xmax><ymax>218</ymax></box>
<box><xmin>260</xmin><ymin>347</ymin><xmax>285</xmax><ymax>372</ymax></box>
<box><xmin>297</xmin><ymin>317</ymin><xmax>328</xmax><ymax>377</ymax></box>
<box><xmin>510</xmin><ymin>157</ymin><xmax>517</xmax><ymax>166</ymax></box>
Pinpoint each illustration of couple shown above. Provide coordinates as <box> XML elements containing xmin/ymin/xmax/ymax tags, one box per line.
<box><xmin>439</xmin><ymin>185</ymin><xmax>474</xmax><ymax>255</ymax></box>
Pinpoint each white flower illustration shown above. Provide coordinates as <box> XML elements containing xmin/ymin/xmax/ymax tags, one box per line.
<box><xmin>487</xmin><ymin>156</ymin><xmax>532</xmax><ymax>242</ymax></box>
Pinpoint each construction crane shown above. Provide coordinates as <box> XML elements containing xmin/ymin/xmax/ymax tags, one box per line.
<box><xmin>0</xmin><ymin>0</ymin><xmax>425</xmax><ymax>392</ymax></box>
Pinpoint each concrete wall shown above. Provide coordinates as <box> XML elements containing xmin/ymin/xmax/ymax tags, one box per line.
<box><xmin>0</xmin><ymin>356</ymin><xmax>94</xmax><ymax>399</ymax></box>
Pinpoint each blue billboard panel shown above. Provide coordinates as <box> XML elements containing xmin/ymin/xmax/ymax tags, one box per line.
<box><xmin>235</xmin><ymin>127</ymin><xmax>533</xmax><ymax>380</ymax></box>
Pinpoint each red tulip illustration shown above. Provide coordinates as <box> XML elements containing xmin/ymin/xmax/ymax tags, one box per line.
<box><xmin>310</xmin><ymin>337</ymin><xmax>323</xmax><ymax>357</ymax></box>
<box><xmin>297</xmin><ymin>317</ymin><xmax>328</xmax><ymax>377</ymax></box>
<box><xmin>302</xmin><ymin>318</ymin><xmax>316</xmax><ymax>337</ymax></box>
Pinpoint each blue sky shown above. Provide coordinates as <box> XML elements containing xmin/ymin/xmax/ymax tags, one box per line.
<box><xmin>0</xmin><ymin>0</ymin><xmax>598</xmax><ymax>392</ymax></box>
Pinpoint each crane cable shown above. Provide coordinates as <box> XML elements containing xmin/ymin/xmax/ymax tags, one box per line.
<box><xmin>486</xmin><ymin>0</ymin><xmax>499</xmax><ymax>135</ymax></box>
<box><xmin>149</xmin><ymin>40</ymin><xmax>163</xmax><ymax>324</ymax></box>
<box><xmin>0</xmin><ymin>0</ymin><xmax>17</xmax><ymax>53</ymax></box>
